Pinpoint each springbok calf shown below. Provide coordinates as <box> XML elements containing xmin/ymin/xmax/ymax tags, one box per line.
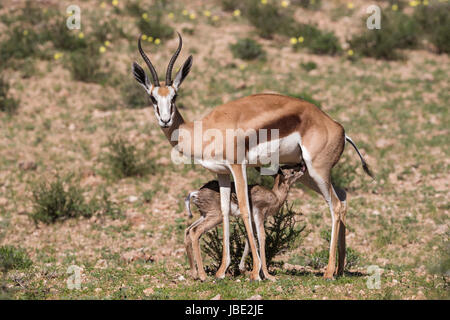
<box><xmin>184</xmin><ymin>164</ymin><xmax>305</xmax><ymax>281</ymax></box>
<box><xmin>132</xmin><ymin>32</ymin><xmax>372</xmax><ymax>280</ymax></box>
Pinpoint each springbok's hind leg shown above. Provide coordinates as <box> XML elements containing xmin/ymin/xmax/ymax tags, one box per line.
<box><xmin>334</xmin><ymin>187</ymin><xmax>347</xmax><ymax>276</ymax></box>
<box><xmin>185</xmin><ymin>217</ymin><xmax>204</xmax><ymax>279</ymax></box>
<box><xmin>190</xmin><ymin>215</ymin><xmax>222</xmax><ymax>281</ymax></box>
<box><xmin>239</xmin><ymin>239</ymin><xmax>249</xmax><ymax>273</ymax></box>
<box><xmin>297</xmin><ymin>167</ymin><xmax>341</xmax><ymax>279</ymax></box>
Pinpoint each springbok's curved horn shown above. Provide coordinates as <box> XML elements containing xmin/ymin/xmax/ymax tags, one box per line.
<box><xmin>165</xmin><ymin>32</ymin><xmax>182</xmax><ymax>86</ymax></box>
<box><xmin>138</xmin><ymin>34</ymin><xmax>160</xmax><ymax>86</ymax></box>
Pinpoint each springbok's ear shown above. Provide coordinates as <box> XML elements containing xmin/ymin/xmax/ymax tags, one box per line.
<box><xmin>173</xmin><ymin>55</ymin><xmax>193</xmax><ymax>90</ymax></box>
<box><xmin>132</xmin><ymin>62</ymin><xmax>150</xmax><ymax>93</ymax></box>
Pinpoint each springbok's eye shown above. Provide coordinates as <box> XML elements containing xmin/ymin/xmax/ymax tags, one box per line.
<box><xmin>150</xmin><ymin>95</ymin><xmax>157</xmax><ymax>105</ymax></box>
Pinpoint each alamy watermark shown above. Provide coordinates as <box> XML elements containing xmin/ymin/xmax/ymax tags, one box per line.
<box><xmin>66</xmin><ymin>265</ymin><xmax>81</xmax><ymax>290</ymax></box>
<box><xmin>366</xmin><ymin>5</ymin><xmax>381</xmax><ymax>30</ymax></box>
<box><xmin>366</xmin><ymin>265</ymin><xmax>381</xmax><ymax>289</ymax></box>
<box><xmin>66</xmin><ymin>5</ymin><xmax>81</xmax><ymax>30</ymax></box>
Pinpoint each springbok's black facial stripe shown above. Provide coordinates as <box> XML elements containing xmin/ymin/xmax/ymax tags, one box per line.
<box><xmin>150</xmin><ymin>95</ymin><xmax>157</xmax><ymax>105</ymax></box>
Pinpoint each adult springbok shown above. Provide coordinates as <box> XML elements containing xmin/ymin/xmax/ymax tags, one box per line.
<box><xmin>132</xmin><ymin>32</ymin><xmax>372</xmax><ymax>281</ymax></box>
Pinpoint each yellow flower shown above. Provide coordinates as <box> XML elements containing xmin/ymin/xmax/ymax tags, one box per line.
<box><xmin>99</xmin><ymin>46</ymin><xmax>106</xmax><ymax>53</ymax></box>
<box><xmin>233</xmin><ymin>9</ymin><xmax>241</xmax><ymax>17</ymax></box>
<box><xmin>261</xmin><ymin>0</ymin><xmax>267</xmax><ymax>4</ymax></box>
<box><xmin>409</xmin><ymin>0</ymin><xmax>419</xmax><ymax>6</ymax></box>
<box><xmin>154</xmin><ymin>38</ymin><xmax>161</xmax><ymax>45</ymax></box>
<box><xmin>182</xmin><ymin>9</ymin><xmax>188</xmax><ymax>16</ymax></box>
<box><xmin>281</xmin><ymin>1</ymin><xmax>290</xmax><ymax>8</ymax></box>
<box><xmin>23</xmin><ymin>30</ymin><xmax>29</xmax><ymax>36</ymax></box>
<box><xmin>298</xmin><ymin>36</ymin><xmax>304</xmax><ymax>43</ymax></box>
<box><xmin>168</xmin><ymin>12</ymin><xmax>174</xmax><ymax>19</ymax></box>
<box><xmin>392</xmin><ymin>4</ymin><xmax>398</xmax><ymax>11</ymax></box>
<box><xmin>142</xmin><ymin>13</ymin><xmax>148</xmax><ymax>19</ymax></box>
<box><xmin>141</xmin><ymin>34</ymin><xmax>148</xmax><ymax>40</ymax></box>
<box><xmin>212</xmin><ymin>15</ymin><xmax>219</xmax><ymax>21</ymax></box>
<box><xmin>203</xmin><ymin>10</ymin><xmax>211</xmax><ymax>17</ymax></box>
<box><xmin>189</xmin><ymin>13</ymin><xmax>196</xmax><ymax>20</ymax></box>
<box><xmin>347</xmin><ymin>49</ymin><xmax>354</xmax><ymax>56</ymax></box>
<box><xmin>290</xmin><ymin>37</ymin><xmax>298</xmax><ymax>45</ymax></box>
<box><xmin>112</xmin><ymin>0</ymin><xmax>119</xmax><ymax>7</ymax></box>
<box><xmin>100</xmin><ymin>2</ymin><xmax>106</xmax><ymax>8</ymax></box>
<box><xmin>78</xmin><ymin>32</ymin><xmax>84</xmax><ymax>39</ymax></box>
<box><xmin>347</xmin><ymin>2</ymin><xmax>354</xmax><ymax>9</ymax></box>
<box><xmin>147</xmin><ymin>36</ymin><xmax>154</xmax><ymax>42</ymax></box>
<box><xmin>239</xmin><ymin>64</ymin><xmax>246</xmax><ymax>70</ymax></box>
<box><xmin>54</xmin><ymin>52</ymin><xmax>63</xmax><ymax>60</ymax></box>
<box><xmin>104</xmin><ymin>40</ymin><xmax>111</xmax><ymax>47</ymax></box>
<box><xmin>423</xmin><ymin>0</ymin><xmax>429</xmax><ymax>5</ymax></box>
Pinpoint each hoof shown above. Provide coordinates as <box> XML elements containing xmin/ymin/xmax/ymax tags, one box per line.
<box><xmin>264</xmin><ymin>274</ymin><xmax>276</xmax><ymax>282</ymax></box>
<box><xmin>250</xmin><ymin>274</ymin><xmax>261</xmax><ymax>282</ymax></box>
<box><xmin>323</xmin><ymin>273</ymin><xmax>335</xmax><ymax>280</ymax></box>
<box><xmin>215</xmin><ymin>272</ymin><xmax>226</xmax><ymax>280</ymax></box>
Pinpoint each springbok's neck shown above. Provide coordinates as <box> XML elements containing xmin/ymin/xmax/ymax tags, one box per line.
<box><xmin>161</xmin><ymin>107</ymin><xmax>185</xmax><ymax>147</ymax></box>
<box><xmin>272</xmin><ymin>176</ymin><xmax>291</xmax><ymax>207</ymax></box>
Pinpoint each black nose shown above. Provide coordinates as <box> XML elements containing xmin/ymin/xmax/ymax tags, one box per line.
<box><xmin>161</xmin><ymin>120</ymin><xmax>170</xmax><ymax>126</ymax></box>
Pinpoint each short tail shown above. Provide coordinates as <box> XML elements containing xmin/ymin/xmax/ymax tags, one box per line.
<box><xmin>345</xmin><ymin>135</ymin><xmax>374</xmax><ymax>179</ymax></box>
<box><xmin>184</xmin><ymin>191</ymin><xmax>198</xmax><ymax>218</ymax></box>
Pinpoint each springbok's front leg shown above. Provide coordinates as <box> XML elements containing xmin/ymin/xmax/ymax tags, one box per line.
<box><xmin>215</xmin><ymin>174</ymin><xmax>231</xmax><ymax>279</ymax></box>
<box><xmin>230</xmin><ymin>164</ymin><xmax>261</xmax><ymax>281</ymax></box>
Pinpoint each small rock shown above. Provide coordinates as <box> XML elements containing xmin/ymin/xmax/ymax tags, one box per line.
<box><xmin>210</xmin><ymin>294</ymin><xmax>221</xmax><ymax>300</ymax></box>
<box><xmin>120</xmin><ymin>249</ymin><xmax>153</xmax><ymax>263</ymax></box>
<box><xmin>18</xmin><ymin>161</ymin><xmax>37</xmax><ymax>171</ymax></box>
<box><xmin>177</xmin><ymin>275</ymin><xmax>186</xmax><ymax>281</ymax></box>
<box><xmin>95</xmin><ymin>259</ymin><xmax>108</xmax><ymax>269</ymax></box>
<box><xmin>128</xmin><ymin>196</ymin><xmax>139</xmax><ymax>203</ymax></box>
<box><xmin>143</xmin><ymin>287</ymin><xmax>154</xmax><ymax>296</ymax></box>
<box><xmin>95</xmin><ymin>288</ymin><xmax>102</xmax><ymax>293</ymax></box>
<box><xmin>246</xmin><ymin>294</ymin><xmax>263</xmax><ymax>300</ymax></box>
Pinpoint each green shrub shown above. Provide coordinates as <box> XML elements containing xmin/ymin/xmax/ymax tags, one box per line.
<box><xmin>348</xmin><ymin>11</ymin><xmax>420</xmax><ymax>60</ymax></box>
<box><xmin>230</xmin><ymin>38</ymin><xmax>266</xmax><ymax>61</ymax></box>
<box><xmin>137</xmin><ymin>17</ymin><xmax>174</xmax><ymax>40</ymax></box>
<box><xmin>30</xmin><ymin>176</ymin><xmax>93</xmax><ymax>224</ymax></box>
<box><xmin>102</xmin><ymin>136</ymin><xmax>155</xmax><ymax>179</ymax></box>
<box><xmin>414</xmin><ymin>1</ymin><xmax>450</xmax><ymax>54</ymax></box>
<box><xmin>288</xmin><ymin>22</ymin><xmax>340</xmax><ymax>55</ymax></box>
<box><xmin>0</xmin><ymin>77</ymin><xmax>19</xmax><ymax>114</ymax></box>
<box><xmin>67</xmin><ymin>46</ymin><xmax>103</xmax><ymax>83</ymax></box>
<box><xmin>300</xmin><ymin>61</ymin><xmax>317</xmax><ymax>72</ymax></box>
<box><xmin>293</xmin><ymin>0</ymin><xmax>322</xmax><ymax>10</ymax></box>
<box><xmin>243</xmin><ymin>0</ymin><xmax>291</xmax><ymax>39</ymax></box>
<box><xmin>221</xmin><ymin>0</ymin><xmax>242</xmax><ymax>11</ymax></box>
<box><xmin>0</xmin><ymin>27</ymin><xmax>41</xmax><ymax>63</ymax></box>
<box><xmin>91</xmin><ymin>17</ymin><xmax>126</xmax><ymax>43</ymax></box>
<box><xmin>308</xmin><ymin>31</ymin><xmax>341</xmax><ymax>55</ymax></box>
<box><xmin>0</xmin><ymin>246</ymin><xmax>32</xmax><ymax>273</ymax></box>
<box><xmin>45</xmin><ymin>18</ymin><xmax>87</xmax><ymax>52</ymax></box>
<box><xmin>132</xmin><ymin>0</ymin><xmax>174</xmax><ymax>40</ymax></box>
<box><xmin>202</xmin><ymin>202</ymin><xmax>305</xmax><ymax>275</ymax></box>
<box><xmin>122</xmin><ymin>78</ymin><xmax>149</xmax><ymax>109</ymax></box>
